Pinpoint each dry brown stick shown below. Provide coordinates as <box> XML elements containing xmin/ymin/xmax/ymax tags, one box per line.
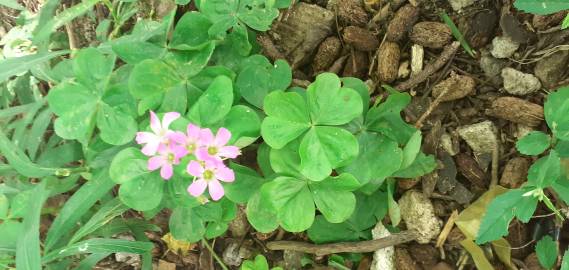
<box><xmin>266</xmin><ymin>230</ymin><xmax>418</xmax><ymax>256</ymax></box>
<box><xmin>396</xmin><ymin>42</ymin><xmax>460</xmax><ymax>91</ymax></box>
<box><xmin>490</xmin><ymin>140</ymin><xmax>500</xmax><ymax>187</ymax></box>
<box><xmin>414</xmin><ymin>85</ymin><xmax>451</xmax><ymax>129</ymax></box>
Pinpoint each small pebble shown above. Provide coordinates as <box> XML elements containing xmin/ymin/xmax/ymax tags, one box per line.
<box><xmin>399</xmin><ymin>190</ymin><xmax>441</xmax><ymax>244</ymax></box>
<box><xmin>490</xmin><ymin>36</ymin><xmax>520</xmax><ymax>58</ymax></box>
<box><xmin>448</xmin><ymin>0</ymin><xmax>475</xmax><ymax>12</ymax></box>
<box><xmin>501</xmin><ymin>67</ymin><xmax>541</xmax><ymax>96</ymax></box>
<box><xmin>457</xmin><ymin>121</ymin><xmax>498</xmax><ymax>154</ymax></box>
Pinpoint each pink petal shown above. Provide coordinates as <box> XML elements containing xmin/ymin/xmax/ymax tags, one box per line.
<box><xmin>215</xmin><ymin>166</ymin><xmax>235</xmax><ymax>182</ymax></box>
<box><xmin>187</xmin><ymin>179</ymin><xmax>208</xmax><ymax>197</ymax></box>
<box><xmin>161</xmin><ymin>112</ymin><xmax>181</xmax><ymax>130</ymax></box>
<box><xmin>169</xmin><ymin>131</ymin><xmax>187</xmax><ymax>144</ymax></box>
<box><xmin>187</xmin><ymin>160</ymin><xmax>204</xmax><ymax>177</ymax></box>
<box><xmin>149</xmin><ymin>111</ymin><xmax>161</xmax><ymax>134</ymax></box>
<box><xmin>187</xmin><ymin>123</ymin><xmax>201</xmax><ymax>139</ymax></box>
<box><xmin>148</xmin><ymin>156</ymin><xmax>164</xmax><ymax>171</ymax></box>
<box><xmin>200</xmin><ymin>128</ymin><xmax>214</xmax><ymax>145</ymax></box>
<box><xmin>170</xmin><ymin>145</ymin><xmax>188</xmax><ymax>160</ymax></box>
<box><xmin>160</xmin><ymin>163</ymin><xmax>173</xmax><ymax>180</ymax></box>
<box><xmin>141</xmin><ymin>140</ymin><xmax>160</xmax><ymax>156</ymax></box>
<box><xmin>218</xmin><ymin>146</ymin><xmax>240</xmax><ymax>159</ymax></box>
<box><xmin>208</xmin><ymin>180</ymin><xmax>225</xmax><ymax>201</ymax></box>
<box><xmin>195</xmin><ymin>147</ymin><xmax>216</xmax><ymax>161</ymax></box>
<box><xmin>214</xmin><ymin>128</ymin><xmax>231</xmax><ymax>146</ymax></box>
<box><xmin>136</xmin><ymin>132</ymin><xmax>155</xmax><ymax>144</ymax></box>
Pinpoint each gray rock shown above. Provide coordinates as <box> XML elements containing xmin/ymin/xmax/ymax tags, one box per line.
<box><xmin>269</xmin><ymin>3</ymin><xmax>334</xmax><ymax>68</ymax></box>
<box><xmin>283</xmin><ymin>250</ymin><xmax>304</xmax><ymax>270</ymax></box>
<box><xmin>479</xmin><ymin>50</ymin><xmax>507</xmax><ymax>83</ymax></box>
<box><xmin>371</xmin><ymin>223</ymin><xmax>395</xmax><ymax>270</ymax></box>
<box><xmin>534</xmin><ymin>50</ymin><xmax>569</xmax><ymax>89</ymax></box>
<box><xmin>399</xmin><ymin>190</ymin><xmax>441</xmax><ymax>244</ymax></box>
<box><xmin>448</xmin><ymin>0</ymin><xmax>475</xmax><ymax>12</ymax></box>
<box><xmin>222</xmin><ymin>241</ymin><xmax>242</xmax><ymax>266</ymax></box>
<box><xmin>457</xmin><ymin>121</ymin><xmax>498</xmax><ymax>154</ymax></box>
<box><xmin>490</xmin><ymin>36</ymin><xmax>519</xmax><ymax>58</ymax></box>
<box><xmin>502</xmin><ymin>67</ymin><xmax>541</xmax><ymax>95</ymax></box>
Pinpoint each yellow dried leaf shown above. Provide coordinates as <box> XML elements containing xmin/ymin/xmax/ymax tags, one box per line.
<box><xmin>161</xmin><ymin>233</ymin><xmax>196</xmax><ymax>256</ymax></box>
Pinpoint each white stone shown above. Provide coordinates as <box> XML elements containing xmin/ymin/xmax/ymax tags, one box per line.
<box><xmin>370</xmin><ymin>223</ymin><xmax>395</xmax><ymax>270</ymax></box>
<box><xmin>448</xmin><ymin>0</ymin><xmax>475</xmax><ymax>12</ymax></box>
<box><xmin>490</xmin><ymin>36</ymin><xmax>520</xmax><ymax>59</ymax></box>
<box><xmin>399</xmin><ymin>190</ymin><xmax>441</xmax><ymax>244</ymax></box>
<box><xmin>501</xmin><ymin>67</ymin><xmax>542</xmax><ymax>96</ymax></box>
<box><xmin>457</xmin><ymin>121</ymin><xmax>498</xmax><ymax>154</ymax></box>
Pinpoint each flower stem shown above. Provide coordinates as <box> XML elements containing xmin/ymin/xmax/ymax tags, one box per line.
<box><xmin>201</xmin><ymin>239</ymin><xmax>229</xmax><ymax>270</ymax></box>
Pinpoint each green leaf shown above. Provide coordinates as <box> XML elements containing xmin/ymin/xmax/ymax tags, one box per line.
<box><xmin>169</xmin><ymin>206</ymin><xmax>206</xmax><ymax>242</ymax></box>
<box><xmin>392</xmin><ymin>152</ymin><xmax>437</xmax><ymax>178</ymax></box>
<box><xmin>260</xmin><ymin>177</ymin><xmax>315</xmax><ymax>232</ymax></box>
<box><xmin>45</xmin><ymin>169</ymin><xmax>116</xmax><ymax>251</ymax></box>
<box><xmin>545</xmin><ymin>87</ymin><xmax>569</xmax><ymax>140</ymax></box>
<box><xmin>561</xmin><ymin>250</ymin><xmax>569</xmax><ymax>270</ymax></box>
<box><xmin>119</xmin><ymin>173</ymin><xmax>164</xmax><ymax>211</ymax></box>
<box><xmin>401</xmin><ymin>131</ymin><xmax>422</xmax><ymax>169</ymax></box>
<box><xmin>109</xmin><ymin>148</ymin><xmax>150</xmax><ymax>184</ymax></box>
<box><xmin>33</xmin><ymin>0</ymin><xmax>102</xmax><ymax>46</ymax></box>
<box><xmin>222</xmin><ymin>105</ymin><xmax>261</xmax><ymax>147</ymax></box>
<box><xmin>0</xmin><ymin>0</ymin><xmax>25</xmax><ymax>10</ymax></box>
<box><xmin>387</xmin><ymin>179</ymin><xmax>400</xmax><ymax>226</ymax></box>
<box><xmin>129</xmin><ymin>59</ymin><xmax>182</xmax><ymax>99</ymax></box>
<box><xmin>236</xmin><ymin>0</ymin><xmax>280</xmax><ymax>31</ymax></box>
<box><xmin>200</xmin><ymin>0</ymin><xmax>279</xmax><ymax>33</ymax></box>
<box><xmin>187</xmin><ymin>75</ymin><xmax>233</xmax><ymax>126</ymax></box>
<box><xmin>0</xmin><ymin>194</ymin><xmax>8</xmax><ymax>219</ymax></box>
<box><xmin>366</xmin><ymin>91</ymin><xmax>416</xmax><ymax>145</ymax></box>
<box><xmin>0</xmin><ymin>129</ymin><xmax>65</xmax><ymax>178</ymax></box>
<box><xmin>307</xmin><ymin>73</ymin><xmax>363</xmax><ymax>125</ymax></box>
<box><xmin>170</xmin><ymin>12</ymin><xmax>213</xmax><ymax>50</ymax></box>
<box><xmin>562</xmin><ymin>14</ymin><xmax>569</xmax><ymax>29</ymax></box>
<box><xmin>516</xmin><ymin>131</ymin><xmax>551</xmax><ymax>155</ymax></box>
<box><xmin>552</xmin><ymin>177</ymin><xmax>569</xmax><ymax>205</ymax></box>
<box><xmin>261</xmin><ymin>91</ymin><xmax>310</xmax><ymax>149</ymax></box>
<box><xmin>246</xmin><ymin>192</ymin><xmax>279</xmax><ymax>233</ymax></box>
<box><xmin>112</xmin><ymin>41</ymin><xmax>165</xmax><ymax>64</ymax></box>
<box><xmin>476</xmin><ymin>189</ymin><xmax>539</xmax><ymax>244</ymax></box>
<box><xmin>342</xmin><ymin>77</ymin><xmax>370</xmax><ymax>116</ymax></box>
<box><xmin>68</xmin><ymin>198</ymin><xmax>129</xmax><ymax>245</ymax></box>
<box><xmin>514</xmin><ymin>0</ymin><xmax>569</xmax><ymax>15</ymax></box>
<box><xmin>299</xmin><ymin>127</ymin><xmax>358</xmax><ymax>181</ymax></box>
<box><xmin>73</xmin><ymin>48</ymin><xmax>115</xmax><ymax>91</ymax></box>
<box><xmin>0</xmin><ymin>220</ymin><xmax>22</xmax><ymax>250</ymax></box>
<box><xmin>241</xmin><ymin>254</ymin><xmax>270</xmax><ymax>270</ymax></box>
<box><xmin>16</xmin><ymin>181</ymin><xmax>49</xmax><ymax>270</ymax></box>
<box><xmin>225</xmin><ymin>163</ymin><xmax>265</xmax><ymax>203</ymax></box>
<box><xmin>43</xmin><ymin>238</ymin><xmax>153</xmax><ymax>263</ymax></box>
<box><xmin>554</xmin><ymin>139</ymin><xmax>569</xmax><ymax>157</ymax></box>
<box><xmin>75</xmin><ymin>253</ymin><xmax>111</xmax><ymax>270</ymax></box>
<box><xmin>97</xmin><ymin>104</ymin><xmax>137</xmax><ymax>145</ymax></box>
<box><xmin>0</xmin><ymin>50</ymin><xmax>69</xmax><ymax>83</ymax></box>
<box><xmin>167</xmin><ymin>41</ymin><xmax>216</xmax><ymax>78</ymax></box>
<box><xmin>310</xmin><ymin>174</ymin><xmax>357</xmax><ymax>223</ymax></box>
<box><xmin>269</xmin><ymin>139</ymin><xmax>303</xmax><ymax>178</ymax></box>
<box><xmin>237</xmin><ymin>57</ymin><xmax>292</xmax><ymax>108</ymax></box>
<box><xmin>527</xmin><ymin>151</ymin><xmax>561</xmax><ymax>188</ymax></box>
<box><xmin>536</xmin><ymin>235</ymin><xmax>558</xmax><ymax>269</ymax></box>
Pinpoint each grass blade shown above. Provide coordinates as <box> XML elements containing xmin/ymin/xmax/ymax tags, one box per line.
<box><xmin>44</xmin><ymin>169</ymin><xmax>116</xmax><ymax>251</ymax></box>
<box><xmin>68</xmin><ymin>198</ymin><xmax>129</xmax><ymax>245</ymax></box>
<box><xmin>43</xmin><ymin>238</ymin><xmax>154</xmax><ymax>263</ymax></box>
<box><xmin>74</xmin><ymin>253</ymin><xmax>110</xmax><ymax>270</ymax></box>
<box><xmin>0</xmin><ymin>0</ymin><xmax>24</xmax><ymax>10</ymax></box>
<box><xmin>440</xmin><ymin>12</ymin><xmax>475</xmax><ymax>58</ymax></box>
<box><xmin>0</xmin><ymin>51</ymin><xmax>69</xmax><ymax>83</ymax></box>
<box><xmin>16</xmin><ymin>181</ymin><xmax>49</xmax><ymax>270</ymax></box>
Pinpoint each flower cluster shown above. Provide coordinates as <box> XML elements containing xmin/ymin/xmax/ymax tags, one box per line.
<box><xmin>136</xmin><ymin>111</ymin><xmax>241</xmax><ymax>201</ymax></box>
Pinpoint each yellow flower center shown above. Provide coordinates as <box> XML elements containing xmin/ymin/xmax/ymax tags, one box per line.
<box><xmin>207</xmin><ymin>146</ymin><xmax>218</xmax><ymax>155</ymax></box>
<box><xmin>203</xmin><ymin>170</ymin><xmax>214</xmax><ymax>180</ymax></box>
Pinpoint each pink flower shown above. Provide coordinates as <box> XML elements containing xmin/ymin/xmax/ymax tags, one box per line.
<box><xmin>170</xmin><ymin>123</ymin><xmax>202</xmax><ymax>157</ymax></box>
<box><xmin>195</xmin><ymin>128</ymin><xmax>240</xmax><ymax>162</ymax></box>
<box><xmin>148</xmin><ymin>145</ymin><xmax>185</xmax><ymax>180</ymax></box>
<box><xmin>186</xmin><ymin>160</ymin><xmax>235</xmax><ymax>201</ymax></box>
<box><xmin>136</xmin><ymin>111</ymin><xmax>180</xmax><ymax>156</ymax></box>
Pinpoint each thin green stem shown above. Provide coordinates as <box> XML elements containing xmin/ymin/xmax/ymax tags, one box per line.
<box><xmin>201</xmin><ymin>239</ymin><xmax>229</xmax><ymax>270</ymax></box>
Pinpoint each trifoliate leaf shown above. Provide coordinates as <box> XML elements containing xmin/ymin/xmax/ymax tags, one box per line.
<box><xmin>527</xmin><ymin>151</ymin><xmax>561</xmax><ymax>189</ymax></box>
<box><xmin>516</xmin><ymin>131</ymin><xmax>551</xmax><ymax>155</ymax></box>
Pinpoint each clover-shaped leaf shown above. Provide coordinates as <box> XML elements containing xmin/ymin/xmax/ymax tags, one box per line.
<box><xmin>545</xmin><ymin>86</ymin><xmax>569</xmax><ymax>140</ymax></box>
<box><xmin>236</xmin><ymin>56</ymin><xmax>291</xmax><ymax>108</ymax></box>
<box><xmin>48</xmin><ymin>48</ymin><xmax>137</xmax><ymax>145</ymax></box>
<box><xmin>187</xmin><ymin>75</ymin><xmax>234</xmax><ymax>127</ymax></box>
<box><xmin>200</xmin><ymin>0</ymin><xmax>279</xmax><ymax>37</ymax></box>
<box><xmin>170</xmin><ymin>12</ymin><xmax>213</xmax><ymax>50</ymax></box>
<box><xmin>261</xmin><ymin>73</ymin><xmax>363</xmax><ymax>181</ymax></box>
<box><xmin>516</xmin><ymin>131</ymin><xmax>551</xmax><ymax>156</ymax></box>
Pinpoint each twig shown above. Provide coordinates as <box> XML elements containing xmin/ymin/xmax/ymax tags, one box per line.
<box><xmin>490</xmin><ymin>140</ymin><xmax>499</xmax><ymax>187</ymax></box>
<box><xmin>201</xmin><ymin>239</ymin><xmax>229</xmax><ymax>270</ymax></box>
<box><xmin>63</xmin><ymin>5</ymin><xmax>78</xmax><ymax>52</ymax></box>
<box><xmin>266</xmin><ymin>230</ymin><xmax>418</xmax><ymax>256</ymax></box>
<box><xmin>414</xmin><ymin>85</ymin><xmax>451</xmax><ymax>129</ymax></box>
<box><xmin>436</xmin><ymin>210</ymin><xmax>459</xmax><ymax>249</ymax></box>
<box><xmin>327</xmin><ymin>55</ymin><xmax>349</xmax><ymax>74</ymax></box>
<box><xmin>396</xmin><ymin>42</ymin><xmax>460</xmax><ymax>91</ymax></box>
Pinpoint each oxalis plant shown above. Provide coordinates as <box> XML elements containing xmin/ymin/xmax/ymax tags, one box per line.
<box><xmin>476</xmin><ymin>86</ymin><xmax>569</xmax><ymax>269</ymax></box>
<box><xmin>0</xmin><ymin>0</ymin><xmax>438</xmax><ymax>269</ymax></box>
<box><xmin>514</xmin><ymin>0</ymin><xmax>569</xmax><ymax>29</ymax></box>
